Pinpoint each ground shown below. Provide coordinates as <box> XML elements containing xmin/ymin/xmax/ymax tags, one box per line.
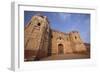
<box><xmin>40</xmin><ymin>53</ymin><xmax>90</xmax><ymax>61</ymax></box>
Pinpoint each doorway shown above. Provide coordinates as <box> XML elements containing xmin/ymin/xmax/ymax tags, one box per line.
<box><xmin>58</xmin><ymin>44</ymin><xmax>64</xmax><ymax>54</ymax></box>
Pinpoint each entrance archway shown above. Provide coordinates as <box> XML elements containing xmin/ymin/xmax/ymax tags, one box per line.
<box><xmin>58</xmin><ymin>44</ymin><xmax>64</xmax><ymax>54</ymax></box>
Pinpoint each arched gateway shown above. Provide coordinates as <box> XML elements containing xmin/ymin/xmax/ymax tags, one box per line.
<box><xmin>58</xmin><ymin>44</ymin><xmax>64</xmax><ymax>54</ymax></box>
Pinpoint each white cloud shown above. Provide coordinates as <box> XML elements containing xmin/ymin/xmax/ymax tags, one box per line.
<box><xmin>58</xmin><ymin>13</ymin><xmax>72</xmax><ymax>22</ymax></box>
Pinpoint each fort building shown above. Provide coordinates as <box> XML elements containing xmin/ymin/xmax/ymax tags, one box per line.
<box><xmin>24</xmin><ymin>14</ymin><xmax>87</xmax><ymax>61</ymax></box>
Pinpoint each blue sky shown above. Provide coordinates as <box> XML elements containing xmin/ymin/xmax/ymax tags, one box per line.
<box><xmin>24</xmin><ymin>11</ymin><xmax>90</xmax><ymax>43</ymax></box>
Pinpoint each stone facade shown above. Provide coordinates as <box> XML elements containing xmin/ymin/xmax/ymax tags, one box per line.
<box><xmin>24</xmin><ymin>14</ymin><xmax>87</xmax><ymax>61</ymax></box>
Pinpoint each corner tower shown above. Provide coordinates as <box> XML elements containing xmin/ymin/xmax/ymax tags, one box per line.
<box><xmin>24</xmin><ymin>14</ymin><xmax>50</xmax><ymax>61</ymax></box>
<box><xmin>69</xmin><ymin>31</ymin><xmax>87</xmax><ymax>53</ymax></box>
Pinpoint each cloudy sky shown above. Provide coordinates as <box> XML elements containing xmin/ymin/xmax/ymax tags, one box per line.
<box><xmin>24</xmin><ymin>11</ymin><xmax>90</xmax><ymax>43</ymax></box>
